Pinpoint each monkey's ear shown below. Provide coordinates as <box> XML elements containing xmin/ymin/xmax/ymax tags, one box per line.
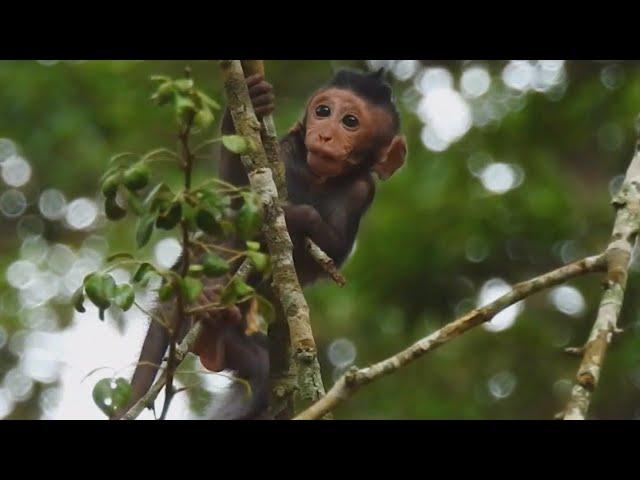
<box><xmin>374</xmin><ymin>135</ymin><xmax>407</xmax><ymax>181</ymax></box>
<box><xmin>370</xmin><ymin>67</ymin><xmax>386</xmax><ymax>80</ymax></box>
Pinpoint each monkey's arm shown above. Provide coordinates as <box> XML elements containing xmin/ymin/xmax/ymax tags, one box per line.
<box><xmin>284</xmin><ymin>177</ymin><xmax>375</xmax><ymax>264</ymax></box>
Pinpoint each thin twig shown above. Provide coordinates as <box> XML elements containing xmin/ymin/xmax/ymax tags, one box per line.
<box><xmin>159</xmin><ymin>89</ymin><xmax>196</xmax><ymax>420</ymax></box>
<box><xmin>305</xmin><ymin>238</ymin><xmax>346</xmax><ymax>287</ymax></box>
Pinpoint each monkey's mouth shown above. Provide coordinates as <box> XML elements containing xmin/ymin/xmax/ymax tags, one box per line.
<box><xmin>307</xmin><ymin>147</ymin><xmax>338</xmax><ymax>161</ymax></box>
<box><xmin>307</xmin><ymin>150</ymin><xmax>342</xmax><ymax>177</ymax></box>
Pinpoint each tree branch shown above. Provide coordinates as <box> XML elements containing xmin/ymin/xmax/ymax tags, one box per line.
<box><xmin>239</xmin><ymin>61</ymin><xmax>296</xmax><ymax>418</ymax></box>
<box><xmin>120</xmin><ymin>321</ymin><xmax>200</xmax><ymax>420</ymax></box>
<box><xmin>120</xmin><ymin>261</ymin><xmax>253</xmax><ymax>420</ymax></box>
<box><xmin>220</xmin><ymin>60</ymin><xmax>326</xmax><ymax>409</ymax></box>
<box><xmin>305</xmin><ymin>238</ymin><xmax>346</xmax><ymax>287</ymax></box>
<box><xmin>295</xmin><ymin>254</ymin><xmax>607</xmax><ymax>420</ymax></box>
<box><xmin>563</xmin><ymin>149</ymin><xmax>640</xmax><ymax>420</ymax></box>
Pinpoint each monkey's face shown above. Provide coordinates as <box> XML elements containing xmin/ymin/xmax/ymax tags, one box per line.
<box><xmin>304</xmin><ymin>88</ymin><xmax>392</xmax><ymax>179</ymax></box>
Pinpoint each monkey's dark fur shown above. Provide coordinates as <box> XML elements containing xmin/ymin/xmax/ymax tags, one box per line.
<box><xmin>121</xmin><ymin>69</ymin><xmax>404</xmax><ymax>420</ymax></box>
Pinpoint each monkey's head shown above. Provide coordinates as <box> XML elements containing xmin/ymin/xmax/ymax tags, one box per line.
<box><xmin>298</xmin><ymin>69</ymin><xmax>407</xmax><ymax>181</ymax></box>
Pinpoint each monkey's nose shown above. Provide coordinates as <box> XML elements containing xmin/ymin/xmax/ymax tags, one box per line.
<box><xmin>318</xmin><ymin>133</ymin><xmax>332</xmax><ymax>143</ymax></box>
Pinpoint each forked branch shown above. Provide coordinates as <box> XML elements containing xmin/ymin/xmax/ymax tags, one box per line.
<box><xmin>295</xmin><ymin>254</ymin><xmax>607</xmax><ymax>420</ymax></box>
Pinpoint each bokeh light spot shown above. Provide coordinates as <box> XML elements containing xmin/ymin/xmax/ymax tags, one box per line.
<box><xmin>548</xmin><ymin>286</ymin><xmax>586</xmax><ymax>317</ymax></box>
<box><xmin>327</xmin><ymin>338</ymin><xmax>357</xmax><ymax>368</ymax></box>
<box><xmin>0</xmin><ymin>189</ymin><xmax>27</xmax><ymax>218</ymax></box>
<box><xmin>39</xmin><ymin>188</ymin><xmax>67</xmax><ymax>220</ymax></box>
<box><xmin>65</xmin><ymin>198</ymin><xmax>98</xmax><ymax>230</ymax></box>
<box><xmin>488</xmin><ymin>371</ymin><xmax>517</xmax><ymax>399</ymax></box>
<box><xmin>1</xmin><ymin>155</ymin><xmax>32</xmax><ymax>187</ymax></box>
<box><xmin>154</xmin><ymin>237</ymin><xmax>182</xmax><ymax>269</ymax></box>
<box><xmin>479</xmin><ymin>278</ymin><xmax>524</xmax><ymax>332</ymax></box>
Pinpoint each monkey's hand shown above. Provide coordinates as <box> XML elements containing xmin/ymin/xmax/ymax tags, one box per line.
<box><xmin>246</xmin><ymin>74</ymin><xmax>275</xmax><ymax>119</ymax></box>
<box><xmin>282</xmin><ymin>203</ymin><xmax>320</xmax><ymax>238</ymax></box>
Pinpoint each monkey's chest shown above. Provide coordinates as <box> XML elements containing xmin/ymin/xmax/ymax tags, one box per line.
<box><xmin>287</xmin><ymin>182</ymin><xmax>346</xmax><ymax>220</ymax></box>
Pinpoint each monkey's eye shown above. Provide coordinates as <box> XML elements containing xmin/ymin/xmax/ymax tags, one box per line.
<box><xmin>315</xmin><ymin>105</ymin><xmax>331</xmax><ymax>117</ymax></box>
<box><xmin>342</xmin><ymin>115</ymin><xmax>359</xmax><ymax>129</ymax></box>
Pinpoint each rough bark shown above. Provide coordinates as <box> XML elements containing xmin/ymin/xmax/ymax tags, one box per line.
<box><xmin>563</xmin><ymin>150</ymin><xmax>640</xmax><ymax>420</ymax></box>
<box><xmin>220</xmin><ymin>60</ymin><xmax>326</xmax><ymax>409</ymax></box>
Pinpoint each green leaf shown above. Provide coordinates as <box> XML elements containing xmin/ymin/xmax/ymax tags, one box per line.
<box><xmin>233</xmin><ymin>278</ymin><xmax>254</xmax><ymax>297</ymax></box>
<box><xmin>246</xmin><ymin>241</ymin><xmax>260</xmax><ymax>251</ymax></box>
<box><xmin>150</xmin><ymin>75</ymin><xmax>172</xmax><ymax>83</ymax></box>
<box><xmin>174</xmin><ymin>78</ymin><xmax>194</xmax><ymax>93</ymax></box>
<box><xmin>195</xmin><ymin>188</ymin><xmax>229</xmax><ymax>213</ymax></box>
<box><xmin>236</xmin><ymin>193</ymin><xmax>262</xmax><ymax>241</ymax></box>
<box><xmin>220</xmin><ymin>277</ymin><xmax>254</xmax><ymax>306</ymax></box>
<box><xmin>197</xmin><ymin>91</ymin><xmax>220</xmax><ymax>110</ymax></box>
<box><xmin>181</xmin><ymin>277</ymin><xmax>203</xmax><ymax>303</ymax></box>
<box><xmin>113</xmin><ymin>284</ymin><xmax>135</xmax><ymax>311</ymax></box>
<box><xmin>92</xmin><ymin>377</ymin><xmax>132</xmax><ymax>418</ymax></box>
<box><xmin>202</xmin><ymin>253</ymin><xmax>230</xmax><ymax>277</ymax></box>
<box><xmin>222</xmin><ymin>135</ymin><xmax>250</xmax><ymax>154</ymax></box>
<box><xmin>123</xmin><ymin>164</ymin><xmax>150</xmax><ymax>191</ymax></box>
<box><xmin>175</xmin><ymin>94</ymin><xmax>196</xmax><ymax>124</ymax></box>
<box><xmin>72</xmin><ymin>287</ymin><xmax>86</xmax><ymax>313</ymax></box>
<box><xmin>100</xmin><ymin>165</ymin><xmax>124</xmax><ymax>183</ymax></box>
<box><xmin>246</xmin><ymin>251</ymin><xmax>268</xmax><ymax>273</ymax></box>
<box><xmin>182</xmin><ymin>201</ymin><xmax>198</xmax><ymax>231</ymax></box>
<box><xmin>107</xmin><ymin>153</ymin><xmax>137</xmax><ymax>168</ymax></box>
<box><xmin>158</xmin><ymin>280</ymin><xmax>175</xmax><ymax>301</ymax></box>
<box><xmin>104</xmin><ymin>196</ymin><xmax>127</xmax><ymax>221</ymax></box>
<box><xmin>194</xmin><ymin>107</ymin><xmax>214</xmax><ymax>130</ymax></box>
<box><xmin>125</xmin><ymin>190</ymin><xmax>146</xmax><ymax>216</ymax></box>
<box><xmin>256</xmin><ymin>295</ymin><xmax>276</xmax><ymax>324</ymax></box>
<box><xmin>150</xmin><ymin>81</ymin><xmax>175</xmax><ymax>106</ymax></box>
<box><xmin>106</xmin><ymin>252</ymin><xmax>134</xmax><ymax>263</ymax></box>
<box><xmin>136</xmin><ymin>214</ymin><xmax>155</xmax><ymax>248</ymax></box>
<box><xmin>132</xmin><ymin>262</ymin><xmax>158</xmax><ymax>285</ymax></box>
<box><xmin>144</xmin><ymin>183</ymin><xmax>173</xmax><ymax>211</ymax></box>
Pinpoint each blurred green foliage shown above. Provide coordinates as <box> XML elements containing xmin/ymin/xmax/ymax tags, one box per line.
<box><xmin>1</xmin><ymin>60</ymin><xmax>640</xmax><ymax>419</ymax></box>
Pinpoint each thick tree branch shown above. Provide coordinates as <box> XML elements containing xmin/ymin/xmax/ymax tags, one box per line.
<box><xmin>220</xmin><ymin>60</ymin><xmax>326</xmax><ymax>408</ymax></box>
<box><xmin>295</xmin><ymin>254</ymin><xmax>606</xmax><ymax>420</ymax></box>
<box><xmin>563</xmin><ymin>149</ymin><xmax>640</xmax><ymax>420</ymax></box>
<box><xmin>240</xmin><ymin>61</ymin><xmax>295</xmax><ymax>418</ymax></box>
<box><xmin>240</xmin><ymin>60</ymin><xmax>287</xmax><ymax>198</ymax></box>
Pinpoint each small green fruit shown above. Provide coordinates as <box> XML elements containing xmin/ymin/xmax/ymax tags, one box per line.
<box><xmin>123</xmin><ymin>164</ymin><xmax>150</xmax><ymax>191</ymax></box>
